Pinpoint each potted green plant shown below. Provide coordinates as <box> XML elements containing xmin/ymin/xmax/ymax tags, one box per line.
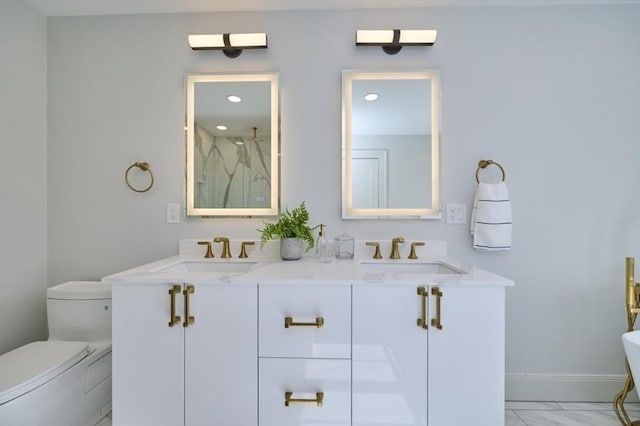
<box><xmin>258</xmin><ymin>201</ymin><xmax>319</xmax><ymax>260</ymax></box>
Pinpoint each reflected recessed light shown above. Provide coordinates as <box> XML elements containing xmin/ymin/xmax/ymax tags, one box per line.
<box><xmin>364</xmin><ymin>93</ymin><xmax>379</xmax><ymax>101</ymax></box>
<box><xmin>227</xmin><ymin>95</ymin><xmax>242</xmax><ymax>103</ymax></box>
<box><xmin>235</xmin><ymin>141</ymin><xmax>244</xmax><ymax>145</ymax></box>
<box><xmin>216</xmin><ymin>125</ymin><xmax>228</xmax><ymax>131</ymax></box>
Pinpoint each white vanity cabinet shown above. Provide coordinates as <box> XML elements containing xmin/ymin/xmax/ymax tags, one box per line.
<box><xmin>112</xmin><ymin>281</ymin><xmax>258</xmax><ymax>426</ymax></box>
<box><xmin>258</xmin><ymin>284</ymin><xmax>352</xmax><ymax>426</ymax></box>
<box><xmin>352</xmin><ymin>283</ymin><xmax>505</xmax><ymax>426</ymax></box>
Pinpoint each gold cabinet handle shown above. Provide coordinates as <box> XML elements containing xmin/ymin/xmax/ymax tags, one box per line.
<box><xmin>182</xmin><ymin>285</ymin><xmax>195</xmax><ymax>328</ymax></box>
<box><xmin>284</xmin><ymin>391</ymin><xmax>324</xmax><ymax>407</ymax></box>
<box><xmin>417</xmin><ymin>287</ymin><xmax>428</xmax><ymax>330</ymax></box>
<box><xmin>284</xmin><ymin>316</ymin><xmax>324</xmax><ymax>328</ymax></box>
<box><xmin>168</xmin><ymin>285</ymin><xmax>182</xmax><ymax>327</ymax></box>
<box><xmin>431</xmin><ymin>287</ymin><xmax>443</xmax><ymax>330</ymax></box>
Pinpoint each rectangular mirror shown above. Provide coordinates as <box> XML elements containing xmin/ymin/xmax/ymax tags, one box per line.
<box><xmin>186</xmin><ymin>73</ymin><xmax>279</xmax><ymax>217</ymax></box>
<box><xmin>342</xmin><ymin>70</ymin><xmax>441</xmax><ymax>219</ymax></box>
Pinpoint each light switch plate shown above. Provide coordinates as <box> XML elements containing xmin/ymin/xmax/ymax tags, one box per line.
<box><xmin>445</xmin><ymin>203</ymin><xmax>467</xmax><ymax>224</ymax></box>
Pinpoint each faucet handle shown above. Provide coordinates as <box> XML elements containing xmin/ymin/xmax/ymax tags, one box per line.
<box><xmin>239</xmin><ymin>241</ymin><xmax>255</xmax><ymax>259</ymax></box>
<box><xmin>213</xmin><ymin>237</ymin><xmax>232</xmax><ymax>258</ymax></box>
<box><xmin>198</xmin><ymin>241</ymin><xmax>214</xmax><ymax>258</ymax></box>
<box><xmin>408</xmin><ymin>242</ymin><xmax>425</xmax><ymax>259</ymax></box>
<box><xmin>365</xmin><ymin>242</ymin><xmax>383</xmax><ymax>259</ymax></box>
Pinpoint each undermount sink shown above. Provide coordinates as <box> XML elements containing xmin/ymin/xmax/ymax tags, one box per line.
<box><xmin>155</xmin><ymin>260</ymin><xmax>258</xmax><ymax>273</ymax></box>
<box><xmin>359</xmin><ymin>260</ymin><xmax>466</xmax><ymax>275</ymax></box>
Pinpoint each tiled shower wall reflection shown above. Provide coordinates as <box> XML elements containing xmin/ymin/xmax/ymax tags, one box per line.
<box><xmin>194</xmin><ymin>123</ymin><xmax>271</xmax><ymax>209</ymax></box>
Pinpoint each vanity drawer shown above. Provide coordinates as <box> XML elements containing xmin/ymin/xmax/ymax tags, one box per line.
<box><xmin>259</xmin><ymin>358</ymin><xmax>351</xmax><ymax>426</ymax></box>
<box><xmin>259</xmin><ymin>284</ymin><xmax>351</xmax><ymax>359</ymax></box>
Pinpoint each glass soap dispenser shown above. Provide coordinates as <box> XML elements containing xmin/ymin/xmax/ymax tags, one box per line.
<box><xmin>315</xmin><ymin>224</ymin><xmax>327</xmax><ymax>257</ymax></box>
<box><xmin>335</xmin><ymin>231</ymin><xmax>354</xmax><ymax>259</ymax></box>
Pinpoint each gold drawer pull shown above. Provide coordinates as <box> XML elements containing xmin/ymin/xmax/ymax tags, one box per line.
<box><xmin>431</xmin><ymin>287</ymin><xmax>443</xmax><ymax>330</ymax></box>
<box><xmin>417</xmin><ymin>286</ymin><xmax>428</xmax><ymax>330</ymax></box>
<box><xmin>284</xmin><ymin>391</ymin><xmax>324</xmax><ymax>407</ymax></box>
<box><xmin>168</xmin><ymin>285</ymin><xmax>182</xmax><ymax>327</ymax></box>
<box><xmin>183</xmin><ymin>285</ymin><xmax>195</xmax><ymax>328</ymax></box>
<box><xmin>284</xmin><ymin>316</ymin><xmax>324</xmax><ymax>328</ymax></box>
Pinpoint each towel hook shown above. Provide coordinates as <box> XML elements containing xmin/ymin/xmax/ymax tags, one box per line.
<box><xmin>475</xmin><ymin>159</ymin><xmax>505</xmax><ymax>183</ymax></box>
<box><xmin>125</xmin><ymin>162</ymin><xmax>154</xmax><ymax>193</ymax></box>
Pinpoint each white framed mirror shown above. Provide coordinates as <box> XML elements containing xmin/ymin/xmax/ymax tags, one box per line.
<box><xmin>342</xmin><ymin>70</ymin><xmax>441</xmax><ymax>219</ymax></box>
<box><xmin>185</xmin><ymin>73</ymin><xmax>279</xmax><ymax>217</ymax></box>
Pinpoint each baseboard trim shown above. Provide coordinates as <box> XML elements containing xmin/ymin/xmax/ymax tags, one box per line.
<box><xmin>506</xmin><ymin>373</ymin><xmax>639</xmax><ymax>402</ymax></box>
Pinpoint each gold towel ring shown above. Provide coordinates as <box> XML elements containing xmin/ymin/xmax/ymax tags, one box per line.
<box><xmin>475</xmin><ymin>159</ymin><xmax>506</xmax><ymax>183</ymax></box>
<box><xmin>125</xmin><ymin>162</ymin><xmax>154</xmax><ymax>193</ymax></box>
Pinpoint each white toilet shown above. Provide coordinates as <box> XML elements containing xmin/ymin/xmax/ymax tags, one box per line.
<box><xmin>0</xmin><ymin>281</ymin><xmax>112</xmax><ymax>426</ymax></box>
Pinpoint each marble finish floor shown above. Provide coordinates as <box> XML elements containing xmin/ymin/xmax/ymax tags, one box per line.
<box><xmin>97</xmin><ymin>402</ymin><xmax>640</xmax><ymax>425</ymax></box>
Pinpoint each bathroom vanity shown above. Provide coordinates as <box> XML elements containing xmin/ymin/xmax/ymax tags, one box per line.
<box><xmin>105</xmin><ymin>240</ymin><xmax>513</xmax><ymax>426</ymax></box>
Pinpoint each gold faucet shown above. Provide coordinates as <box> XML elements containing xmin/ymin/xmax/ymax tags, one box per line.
<box><xmin>365</xmin><ymin>242</ymin><xmax>383</xmax><ymax>259</ymax></box>
<box><xmin>239</xmin><ymin>241</ymin><xmax>255</xmax><ymax>259</ymax></box>
<box><xmin>197</xmin><ymin>241</ymin><xmax>214</xmax><ymax>258</ymax></box>
<box><xmin>389</xmin><ymin>237</ymin><xmax>405</xmax><ymax>259</ymax></box>
<box><xmin>408</xmin><ymin>242</ymin><xmax>425</xmax><ymax>260</ymax></box>
<box><xmin>213</xmin><ymin>237</ymin><xmax>232</xmax><ymax>258</ymax></box>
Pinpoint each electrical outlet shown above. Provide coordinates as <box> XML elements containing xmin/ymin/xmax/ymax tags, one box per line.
<box><xmin>166</xmin><ymin>203</ymin><xmax>180</xmax><ymax>224</ymax></box>
<box><xmin>446</xmin><ymin>203</ymin><xmax>467</xmax><ymax>224</ymax></box>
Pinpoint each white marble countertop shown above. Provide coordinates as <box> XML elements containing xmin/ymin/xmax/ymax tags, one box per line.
<box><xmin>104</xmin><ymin>239</ymin><xmax>514</xmax><ymax>288</ymax></box>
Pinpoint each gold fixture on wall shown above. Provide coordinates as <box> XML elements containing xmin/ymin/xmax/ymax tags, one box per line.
<box><xmin>188</xmin><ymin>33</ymin><xmax>268</xmax><ymax>58</ymax></box>
<box><xmin>614</xmin><ymin>257</ymin><xmax>640</xmax><ymax>426</ymax></box>
<box><xmin>125</xmin><ymin>161</ymin><xmax>154</xmax><ymax>193</ymax></box>
<box><xmin>356</xmin><ymin>29</ymin><xmax>437</xmax><ymax>55</ymax></box>
<box><xmin>475</xmin><ymin>159</ymin><xmax>506</xmax><ymax>183</ymax></box>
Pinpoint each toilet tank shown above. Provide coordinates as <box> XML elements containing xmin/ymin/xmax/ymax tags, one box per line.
<box><xmin>46</xmin><ymin>281</ymin><xmax>112</xmax><ymax>343</ymax></box>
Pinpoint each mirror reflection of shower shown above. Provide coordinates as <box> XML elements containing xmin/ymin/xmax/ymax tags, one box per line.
<box><xmin>194</xmin><ymin>124</ymin><xmax>271</xmax><ymax>209</ymax></box>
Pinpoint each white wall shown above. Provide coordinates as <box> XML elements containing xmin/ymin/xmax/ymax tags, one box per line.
<box><xmin>46</xmin><ymin>6</ymin><xmax>640</xmax><ymax>400</ymax></box>
<box><xmin>0</xmin><ymin>0</ymin><xmax>47</xmax><ymax>354</ymax></box>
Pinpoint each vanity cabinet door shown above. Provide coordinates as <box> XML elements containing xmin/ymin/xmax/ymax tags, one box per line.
<box><xmin>112</xmin><ymin>282</ymin><xmax>185</xmax><ymax>426</ymax></box>
<box><xmin>427</xmin><ymin>286</ymin><xmax>505</xmax><ymax>426</ymax></box>
<box><xmin>185</xmin><ymin>283</ymin><xmax>258</xmax><ymax>426</ymax></box>
<box><xmin>352</xmin><ymin>284</ymin><xmax>429</xmax><ymax>426</ymax></box>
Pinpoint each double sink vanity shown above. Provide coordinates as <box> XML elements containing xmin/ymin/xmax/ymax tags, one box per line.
<box><xmin>105</xmin><ymin>239</ymin><xmax>513</xmax><ymax>426</ymax></box>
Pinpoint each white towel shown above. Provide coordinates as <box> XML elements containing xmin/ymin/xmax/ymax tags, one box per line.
<box><xmin>470</xmin><ymin>182</ymin><xmax>512</xmax><ymax>251</ymax></box>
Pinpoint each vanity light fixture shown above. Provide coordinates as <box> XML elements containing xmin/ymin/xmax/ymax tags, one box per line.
<box><xmin>356</xmin><ymin>29</ymin><xmax>437</xmax><ymax>55</ymax></box>
<box><xmin>188</xmin><ymin>33</ymin><xmax>268</xmax><ymax>58</ymax></box>
<box><xmin>227</xmin><ymin>95</ymin><xmax>242</xmax><ymax>103</ymax></box>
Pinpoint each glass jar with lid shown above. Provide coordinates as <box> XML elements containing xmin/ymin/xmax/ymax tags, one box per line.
<box><xmin>335</xmin><ymin>232</ymin><xmax>354</xmax><ymax>259</ymax></box>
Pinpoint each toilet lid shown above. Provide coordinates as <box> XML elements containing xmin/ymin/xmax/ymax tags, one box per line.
<box><xmin>0</xmin><ymin>341</ymin><xmax>90</xmax><ymax>405</ymax></box>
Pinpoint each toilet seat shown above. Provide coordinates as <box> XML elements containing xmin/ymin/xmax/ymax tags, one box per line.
<box><xmin>0</xmin><ymin>341</ymin><xmax>91</xmax><ymax>405</ymax></box>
